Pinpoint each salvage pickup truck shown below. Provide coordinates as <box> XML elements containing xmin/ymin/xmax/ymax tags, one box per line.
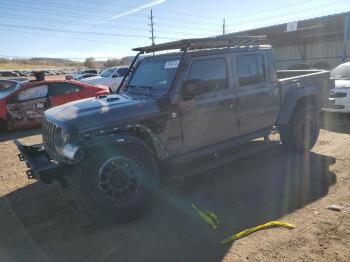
<box><xmin>15</xmin><ymin>36</ymin><xmax>333</xmax><ymax>223</ymax></box>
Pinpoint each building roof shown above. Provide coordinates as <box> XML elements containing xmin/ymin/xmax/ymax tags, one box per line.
<box><xmin>225</xmin><ymin>11</ymin><xmax>350</xmax><ymax>47</ymax></box>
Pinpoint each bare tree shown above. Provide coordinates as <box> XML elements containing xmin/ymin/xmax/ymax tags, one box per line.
<box><xmin>84</xmin><ymin>57</ymin><xmax>96</xmax><ymax>69</ymax></box>
<box><xmin>103</xmin><ymin>58</ymin><xmax>121</xmax><ymax>68</ymax></box>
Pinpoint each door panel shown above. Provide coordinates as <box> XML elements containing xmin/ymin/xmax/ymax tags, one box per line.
<box><xmin>180</xmin><ymin>91</ymin><xmax>238</xmax><ymax>148</ymax></box>
<box><xmin>237</xmin><ymin>86</ymin><xmax>279</xmax><ymax>133</ymax></box>
<box><xmin>234</xmin><ymin>53</ymin><xmax>280</xmax><ymax>134</ymax></box>
<box><xmin>179</xmin><ymin>56</ymin><xmax>238</xmax><ymax>149</ymax></box>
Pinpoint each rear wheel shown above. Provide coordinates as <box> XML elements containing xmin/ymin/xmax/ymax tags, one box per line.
<box><xmin>279</xmin><ymin>104</ymin><xmax>320</xmax><ymax>152</ymax></box>
<box><xmin>72</xmin><ymin>145</ymin><xmax>159</xmax><ymax>223</ymax></box>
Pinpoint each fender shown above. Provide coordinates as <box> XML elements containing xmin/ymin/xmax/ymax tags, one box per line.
<box><xmin>277</xmin><ymin>86</ymin><xmax>318</xmax><ymax>125</ymax></box>
<box><xmin>82</xmin><ymin>124</ymin><xmax>170</xmax><ymax>161</ymax></box>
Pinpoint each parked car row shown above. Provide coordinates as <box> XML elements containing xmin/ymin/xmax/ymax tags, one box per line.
<box><xmin>81</xmin><ymin>66</ymin><xmax>129</xmax><ymax>92</ymax></box>
<box><xmin>0</xmin><ymin>69</ymin><xmax>66</xmax><ymax>77</ymax></box>
<box><xmin>65</xmin><ymin>69</ymin><xmax>98</xmax><ymax>80</ymax></box>
<box><xmin>0</xmin><ymin>79</ymin><xmax>110</xmax><ymax>131</ymax></box>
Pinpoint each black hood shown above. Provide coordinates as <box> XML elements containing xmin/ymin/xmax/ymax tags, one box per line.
<box><xmin>45</xmin><ymin>94</ymin><xmax>160</xmax><ymax>131</ymax></box>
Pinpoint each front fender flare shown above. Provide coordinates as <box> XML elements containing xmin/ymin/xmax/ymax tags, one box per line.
<box><xmin>82</xmin><ymin>134</ymin><xmax>157</xmax><ymax>158</ymax></box>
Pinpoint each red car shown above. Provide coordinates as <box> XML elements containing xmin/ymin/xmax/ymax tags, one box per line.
<box><xmin>0</xmin><ymin>80</ymin><xmax>109</xmax><ymax>131</ymax></box>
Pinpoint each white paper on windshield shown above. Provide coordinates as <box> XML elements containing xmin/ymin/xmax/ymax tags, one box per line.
<box><xmin>164</xmin><ymin>60</ymin><xmax>180</xmax><ymax>69</ymax></box>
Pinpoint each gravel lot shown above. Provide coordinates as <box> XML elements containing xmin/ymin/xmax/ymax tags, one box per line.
<box><xmin>0</xmin><ymin>113</ymin><xmax>349</xmax><ymax>262</ymax></box>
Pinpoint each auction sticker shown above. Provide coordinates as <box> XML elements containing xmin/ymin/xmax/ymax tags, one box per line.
<box><xmin>165</xmin><ymin>60</ymin><xmax>180</xmax><ymax>69</ymax></box>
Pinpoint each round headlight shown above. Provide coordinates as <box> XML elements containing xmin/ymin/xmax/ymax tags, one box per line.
<box><xmin>54</xmin><ymin>127</ymin><xmax>69</xmax><ymax>149</ymax></box>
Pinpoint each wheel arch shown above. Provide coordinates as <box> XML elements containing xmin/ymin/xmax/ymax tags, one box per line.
<box><xmin>277</xmin><ymin>87</ymin><xmax>318</xmax><ymax>125</ymax></box>
<box><xmin>82</xmin><ymin>127</ymin><xmax>169</xmax><ymax>162</ymax></box>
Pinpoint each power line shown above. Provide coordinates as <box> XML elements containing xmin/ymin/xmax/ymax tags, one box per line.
<box><xmin>0</xmin><ymin>23</ymin><xmax>178</xmax><ymax>40</ymax></box>
<box><xmin>226</xmin><ymin>0</ymin><xmax>320</xmax><ymax>20</ymax></box>
<box><xmin>0</xmin><ymin>5</ymin><xmax>222</xmax><ymax>30</ymax></box>
<box><xmin>71</xmin><ymin>0</ymin><xmax>222</xmax><ymax>20</ymax></box>
<box><xmin>226</xmin><ymin>4</ymin><xmax>349</xmax><ymax>29</ymax></box>
<box><xmin>1</xmin><ymin>1</ymin><xmax>222</xmax><ymax>26</ymax></box>
<box><xmin>0</xmin><ymin>14</ymin><xmax>149</xmax><ymax>31</ymax></box>
<box><xmin>0</xmin><ymin>28</ymin><xmax>141</xmax><ymax>46</ymax></box>
<box><xmin>0</xmin><ymin>14</ymin><xmax>217</xmax><ymax>37</ymax></box>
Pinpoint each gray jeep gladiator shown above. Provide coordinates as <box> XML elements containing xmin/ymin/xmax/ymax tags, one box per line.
<box><xmin>15</xmin><ymin>36</ymin><xmax>333</xmax><ymax>223</ymax></box>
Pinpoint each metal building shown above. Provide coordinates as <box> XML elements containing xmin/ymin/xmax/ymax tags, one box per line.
<box><xmin>229</xmin><ymin>12</ymin><xmax>350</xmax><ymax>69</ymax></box>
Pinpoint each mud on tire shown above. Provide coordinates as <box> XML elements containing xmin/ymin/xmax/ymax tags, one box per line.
<box><xmin>72</xmin><ymin>145</ymin><xmax>159</xmax><ymax>223</ymax></box>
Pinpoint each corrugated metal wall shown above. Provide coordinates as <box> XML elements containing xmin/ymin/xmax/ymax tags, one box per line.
<box><xmin>273</xmin><ymin>39</ymin><xmax>350</xmax><ymax>69</ymax></box>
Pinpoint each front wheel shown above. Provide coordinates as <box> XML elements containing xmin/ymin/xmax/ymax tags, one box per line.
<box><xmin>279</xmin><ymin>104</ymin><xmax>320</xmax><ymax>152</ymax></box>
<box><xmin>72</xmin><ymin>145</ymin><xmax>159</xmax><ymax>223</ymax></box>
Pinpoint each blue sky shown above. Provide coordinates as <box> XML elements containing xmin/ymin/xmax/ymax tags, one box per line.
<box><xmin>0</xmin><ymin>0</ymin><xmax>349</xmax><ymax>60</ymax></box>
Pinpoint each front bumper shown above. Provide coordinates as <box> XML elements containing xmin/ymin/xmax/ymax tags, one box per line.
<box><xmin>14</xmin><ymin>140</ymin><xmax>72</xmax><ymax>186</ymax></box>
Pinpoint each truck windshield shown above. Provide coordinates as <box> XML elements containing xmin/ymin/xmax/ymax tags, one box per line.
<box><xmin>126</xmin><ymin>56</ymin><xmax>181</xmax><ymax>94</ymax></box>
<box><xmin>0</xmin><ymin>82</ymin><xmax>22</xmax><ymax>99</ymax></box>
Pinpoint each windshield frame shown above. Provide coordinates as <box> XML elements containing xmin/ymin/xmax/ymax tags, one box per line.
<box><xmin>124</xmin><ymin>52</ymin><xmax>185</xmax><ymax>97</ymax></box>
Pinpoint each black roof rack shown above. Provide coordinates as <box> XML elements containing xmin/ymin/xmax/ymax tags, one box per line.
<box><xmin>133</xmin><ymin>35</ymin><xmax>267</xmax><ymax>53</ymax></box>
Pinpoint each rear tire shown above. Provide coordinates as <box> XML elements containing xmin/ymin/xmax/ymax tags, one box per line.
<box><xmin>279</xmin><ymin>104</ymin><xmax>320</xmax><ymax>152</ymax></box>
<box><xmin>72</xmin><ymin>145</ymin><xmax>159</xmax><ymax>223</ymax></box>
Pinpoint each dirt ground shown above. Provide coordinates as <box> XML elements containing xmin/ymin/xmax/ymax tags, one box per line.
<box><xmin>0</xmin><ymin>113</ymin><xmax>349</xmax><ymax>262</ymax></box>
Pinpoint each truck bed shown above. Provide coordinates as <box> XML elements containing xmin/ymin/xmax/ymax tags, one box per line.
<box><xmin>277</xmin><ymin>70</ymin><xmax>333</xmax><ymax>109</ymax></box>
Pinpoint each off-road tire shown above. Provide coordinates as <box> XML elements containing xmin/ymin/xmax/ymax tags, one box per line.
<box><xmin>279</xmin><ymin>104</ymin><xmax>320</xmax><ymax>152</ymax></box>
<box><xmin>72</xmin><ymin>145</ymin><xmax>159</xmax><ymax>223</ymax></box>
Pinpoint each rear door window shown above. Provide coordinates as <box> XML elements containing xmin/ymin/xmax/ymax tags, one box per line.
<box><xmin>48</xmin><ymin>83</ymin><xmax>82</xmax><ymax>96</ymax></box>
<box><xmin>236</xmin><ymin>54</ymin><xmax>266</xmax><ymax>86</ymax></box>
<box><xmin>18</xmin><ymin>85</ymin><xmax>48</xmax><ymax>101</ymax></box>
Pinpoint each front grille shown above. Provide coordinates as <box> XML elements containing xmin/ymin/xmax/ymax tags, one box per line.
<box><xmin>42</xmin><ymin>117</ymin><xmax>57</xmax><ymax>155</ymax></box>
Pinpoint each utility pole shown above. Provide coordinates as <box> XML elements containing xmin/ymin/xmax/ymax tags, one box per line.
<box><xmin>149</xmin><ymin>9</ymin><xmax>155</xmax><ymax>46</ymax></box>
<box><xmin>342</xmin><ymin>13</ymin><xmax>349</xmax><ymax>62</ymax></box>
<box><xmin>223</xmin><ymin>18</ymin><xmax>226</xmax><ymax>35</ymax></box>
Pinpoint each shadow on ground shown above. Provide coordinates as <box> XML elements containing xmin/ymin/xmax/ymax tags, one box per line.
<box><xmin>0</xmin><ymin>128</ymin><xmax>41</xmax><ymax>142</ymax></box>
<box><xmin>321</xmin><ymin>112</ymin><xmax>350</xmax><ymax>134</ymax></box>
<box><xmin>0</xmin><ymin>146</ymin><xmax>336</xmax><ymax>262</ymax></box>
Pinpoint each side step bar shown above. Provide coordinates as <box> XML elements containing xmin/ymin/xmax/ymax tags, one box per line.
<box><xmin>170</xmin><ymin>140</ymin><xmax>280</xmax><ymax>180</ymax></box>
